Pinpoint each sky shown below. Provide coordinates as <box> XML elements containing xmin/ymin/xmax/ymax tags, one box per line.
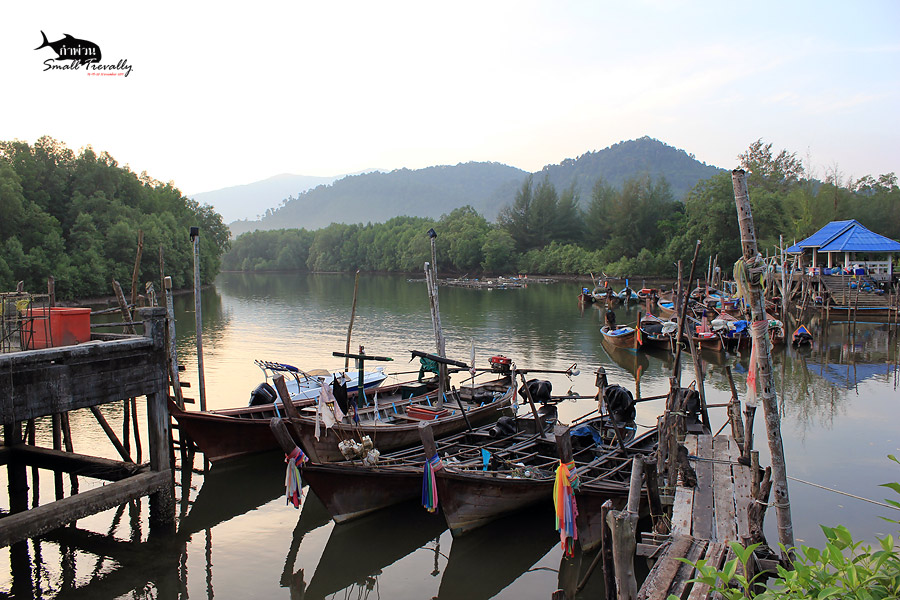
<box><xmin>3</xmin><ymin>1</ymin><xmax>899</xmax><ymax>196</ymax></box>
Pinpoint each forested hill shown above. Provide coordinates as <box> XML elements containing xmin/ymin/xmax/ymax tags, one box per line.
<box><xmin>228</xmin><ymin>162</ymin><xmax>527</xmax><ymax>236</ymax></box>
<box><xmin>226</xmin><ymin>138</ymin><xmax>723</xmax><ymax>236</ymax></box>
<box><xmin>537</xmin><ymin>136</ymin><xmax>723</xmax><ymax>202</ymax></box>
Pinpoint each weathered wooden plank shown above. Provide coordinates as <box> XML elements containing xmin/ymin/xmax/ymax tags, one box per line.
<box><xmin>0</xmin><ymin>339</ymin><xmax>165</xmax><ymax>424</ymax></box>
<box><xmin>0</xmin><ymin>471</ymin><xmax>171</xmax><ymax>548</ymax></box>
<box><xmin>730</xmin><ymin>439</ymin><xmax>751</xmax><ymax>541</ymax></box>
<box><xmin>692</xmin><ymin>434</ymin><xmax>714</xmax><ymax>540</ymax></box>
<box><xmin>671</xmin><ymin>435</ymin><xmax>698</xmax><ymax>536</ymax></box>
<box><xmin>686</xmin><ymin>542</ymin><xmax>728</xmax><ymax>600</ymax></box>
<box><xmin>637</xmin><ymin>534</ymin><xmax>694</xmax><ymax>600</ymax></box>
<box><xmin>669</xmin><ymin>538</ymin><xmax>708</xmax><ymax>599</ymax></box>
<box><xmin>6</xmin><ymin>445</ymin><xmax>147</xmax><ymax>481</ymax></box>
<box><xmin>712</xmin><ymin>436</ymin><xmax>737</xmax><ymax>542</ymax></box>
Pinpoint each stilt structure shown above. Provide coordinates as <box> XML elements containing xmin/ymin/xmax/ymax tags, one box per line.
<box><xmin>0</xmin><ymin>307</ymin><xmax>175</xmax><ymax>547</ymax></box>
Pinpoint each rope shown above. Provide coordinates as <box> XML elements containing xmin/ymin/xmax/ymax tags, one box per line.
<box><xmin>786</xmin><ymin>476</ymin><xmax>900</xmax><ymax>511</ymax></box>
<box><xmin>687</xmin><ymin>455</ymin><xmax>900</xmax><ymax>511</ymax></box>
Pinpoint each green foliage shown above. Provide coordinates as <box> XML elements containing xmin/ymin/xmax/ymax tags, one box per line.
<box><xmin>222</xmin><ymin>139</ymin><xmax>899</xmax><ymax>280</ymax></box>
<box><xmin>669</xmin><ymin>456</ymin><xmax>900</xmax><ymax>600</ymax></box>
<box><xmin>0</xmin><ymin>137</ymin><xmax>230</xmax><ymax>298</ymax></box>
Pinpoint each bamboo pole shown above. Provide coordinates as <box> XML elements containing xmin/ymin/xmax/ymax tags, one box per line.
<box><xmin>732</xmin><ymin>169</ymin><xmax>794</xmax><ymax>555</ymax></box>
<box><xmin>344</xmin><ymin>270</ymin><xmax>361</xmax><ymax>372</ymax></box>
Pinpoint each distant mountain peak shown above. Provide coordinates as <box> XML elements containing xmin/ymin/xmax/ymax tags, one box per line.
<box><xmin>224</xmin><ymin>139</ymin><xmax>724</xmax><ymax>237</ymax></box>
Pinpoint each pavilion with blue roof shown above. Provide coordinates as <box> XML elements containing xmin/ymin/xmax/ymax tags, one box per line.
<box><xmin>785</xmin><ymin>220</ymin><xmax>900</xmax><ymax>281</ymax></box>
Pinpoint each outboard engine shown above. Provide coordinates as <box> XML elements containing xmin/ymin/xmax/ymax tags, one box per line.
<box><xmin>488</xmin><ymin>416</ymin><xmax>518</xmax><ymax>438</ymax></box>
<box><xmin>518</xmin><ymin>379</ymin><xmax>552</xmax><ymax>404</ymax></box>
<box><xmin>248</xmin><ymin>382</ymin><xmax>278</xmax><ymax>406</ymax></box>
<box><xmin>604</xmin><ymin>384</ymin><xmax>636</xmax><ymax>422</ymax></box>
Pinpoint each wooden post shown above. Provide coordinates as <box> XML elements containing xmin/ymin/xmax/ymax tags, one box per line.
<box><xmin>732</xmin><ymin>169</ymin><xmax>794</xmax><ymax>554</ymax></box>
<box><xmin>424</xmin><ymin>257</ymin><xmax>446</xmax><ymax>408</ymax></box>
<box><xmin>163</xmin><ymin>277</ymin><xmax>184</xmax><ymax>409</ymax></box>
<box><xmin>600</xmin><ymin>499</ymin><xmax>617</xmax><ymax>600</ymax></box>
<box><xmin>190</xmin><ymin>227</ymin><xmax>207</xmax><ymax>411</ymax></box>
<box><xmin>672</xmin><ymin>241</ymin><xmax>702</xmax><ymax>383</ymax></box>
<box><xmin>518</xmin><ymin>373</ymin><xmax>545</xmax><ymax>431</ymax></box>
<box><xmin>606</xmin><ymin>459</ymin><xmax>641</xmax><ymax>599</ymax></box>
<box><xmin>418</xmin><ymin>421</ymin><xmax>442</xmax><ymax>469</ymax></box>
<box><xmin>138</xmin><ymin>307</ymin><xmax>175</xmax><ymax>529</ymax></box>
<box><xmin>130</xmin><ymin>229</ymin><xmax>144</xmax><ymax>308</ymax></box>
<box><xmin>642</xmin><ymin>456</ymin><xmax>668</xmax><ymax>535</ymax></box>
<box><xmin>272</xmin><ymin>374</ymin><xmax>302</xmax><ymax>422</ymax></box>
<box><xmin>687</xmin><ymin>334</ymin><xmax>711</xmax><ymax>432</ymax></box>
<box><xmin>725</xmin><ymin>367</ymin><xmax>745</xmax><ymax>451</ymax></box>
<box><xmin>344</xmin><ymin>270</ymin><xmax>360</xmax><ymax>372</ymax></box>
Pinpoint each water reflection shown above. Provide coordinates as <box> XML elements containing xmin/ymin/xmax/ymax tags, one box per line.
<box><xmin>301</xmin><ymin>499</ymin><xmax>445</xmax><ymax>600</ymax></box>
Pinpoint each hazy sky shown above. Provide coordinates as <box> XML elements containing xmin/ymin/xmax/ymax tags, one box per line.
<box><xmin>3</xmin><ymin>1</ymin><xmax>898</xmax><ymax>195</ymax></box>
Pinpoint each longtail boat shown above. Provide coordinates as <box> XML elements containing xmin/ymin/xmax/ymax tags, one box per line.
<box><xmin>295</xmin><ymin>384</ymin><xmax>536</xmax><ymax>523</ymax></box>
<box><xmin>600</xmin><ymin>325</ymin><xmax>638</xmax><ymax>348</ymax></box>
<box><xmin>287</xmin><ymin>375</ymin><xmax>516</xmax><ymax>464</ymax></box>
<box><xmin>169</xmin><ymin>377</ymin><xmax>434</xmax><ymax>464</ymax></box>
<box><xmin>426</xmin><ymin>412</ymin><xmax>656</xmax><ymax>537</ymax></box>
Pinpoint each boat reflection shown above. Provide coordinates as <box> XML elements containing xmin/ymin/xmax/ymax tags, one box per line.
<box><xmin>437</xmin><ymin>503</ymin><xmax>558</xmax><ymax>600</ymax></box>
<box><xmin>301</xmin><ymin>499</ymin><xmax>446</xmax><ymax>600</ymax></box>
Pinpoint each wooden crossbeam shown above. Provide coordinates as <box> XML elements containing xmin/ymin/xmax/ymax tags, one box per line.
<box><xmin>3</xmin><ymin>445</ymin><xmax>147</xmax><ymax>481</ymax></box>
<box><xmin>0</xmin><ymin>470</ymin><xmax>170</xmax><ymax>548</ymax></box>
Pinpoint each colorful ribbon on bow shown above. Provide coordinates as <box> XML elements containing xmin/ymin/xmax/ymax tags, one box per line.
<box><xmin>422</xmin><ymin>453</ymin><xmax>443</xmax><ymax>513</ymax></box>
<box><xmin>553</xmin><ymin>460</ymin><xmax>579</xmax><ymax>556</ymax></box>
<box><xmin>284</xmin><ymin>446</ymin><xmax>308</xmax><ymax>509</ymax></box>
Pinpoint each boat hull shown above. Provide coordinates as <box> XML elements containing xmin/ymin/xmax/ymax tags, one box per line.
<box><xmin>437</xmin><ymin>469</ymin><xmax>553</xmax><ymax>535</ymax></box>
<box><xmin>302</xmin><ymin>463</ymin><xmax>422</xmax><ymax>522</ymax></box>
<box><xmin>600</xmin><ymin>326</ymin><xmax>637</xmax><ymax>349</ymax></box>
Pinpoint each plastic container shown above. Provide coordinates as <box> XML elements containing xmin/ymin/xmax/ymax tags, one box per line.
<box><xmin>28</xmin><ymin>307</ymin><xmax>91</xmax><ymax>349</ymax></box>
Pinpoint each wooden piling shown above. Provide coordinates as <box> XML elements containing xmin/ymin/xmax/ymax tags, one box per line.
<box><xmin>732</xmin><ymin>169</ymin><xmax>794</xmax><ymax>554</ymax></box>
<box><xmin>190</xmin><ymin>227</ymin><xmax>207</xmax><ymax>411</ymax></box>
<box><xmin>606</xmin><ymin>458</ymin><xmax>642</xmax><ymax>599</ymax></box>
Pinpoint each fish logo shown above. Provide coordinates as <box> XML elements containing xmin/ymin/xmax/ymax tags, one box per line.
<box><xmin>35</xmin><ymin>31</ymin><xmax>101</xmax><ymax>65</ymax></box>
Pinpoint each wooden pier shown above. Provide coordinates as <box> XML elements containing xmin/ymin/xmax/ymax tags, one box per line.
<box><xmin>0</xmin><ymin>306</ymin><xmax>174</xmax><ymax>548</ymax></box>
<box><xmin>634</xmin><ymin>433</ymin><xmax>767</xmax><ymax>599</ymax></box>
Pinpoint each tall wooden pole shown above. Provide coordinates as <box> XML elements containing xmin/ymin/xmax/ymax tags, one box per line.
<box><xmin>425</xmin><ymin>228</ymin><xmax>447</xmax><ymax>407</ymax></box>
<box><xmin>732</xmin><ymin>169</ymin><xmax>794</xmax><ymax>554</ymax></box>
<box><xmin>191</xmin><ymin>227</ymin><xmax>207</xmax><ymax>412</ymax></box>
<box><xmin>344</xmin><ymin>270</ymin><xmax>361</xmax><ymax>372</ymax></box>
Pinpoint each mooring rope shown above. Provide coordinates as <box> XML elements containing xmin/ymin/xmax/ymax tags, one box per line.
<box><xmin>686</xmin><ymin>455</ymin><xmax>900</xmax><ymax>511</ymax></box>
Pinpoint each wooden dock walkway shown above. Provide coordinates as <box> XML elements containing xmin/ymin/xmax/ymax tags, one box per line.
<box><xmin>636</xmin><ymin>433</ymin><xmax>755</xmax><ymax>600</ymax></box>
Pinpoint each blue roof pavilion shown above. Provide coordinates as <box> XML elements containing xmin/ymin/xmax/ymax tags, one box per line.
<box><xmin>785</xmin><ymin>220</ymin><xmax>900</xmax><ymax>281</ymax></box>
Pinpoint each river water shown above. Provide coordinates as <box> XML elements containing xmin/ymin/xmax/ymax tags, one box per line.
<box><xmin>2</xmin><ymin>272</ymin><xmax>898</xmax><ymax>599</ymax></box>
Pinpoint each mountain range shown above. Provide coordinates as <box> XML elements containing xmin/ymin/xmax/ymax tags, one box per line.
<box><xmin>200</xmin><ymin>137</ymin><xmax>724</xmax><ymax>237</ymax></box>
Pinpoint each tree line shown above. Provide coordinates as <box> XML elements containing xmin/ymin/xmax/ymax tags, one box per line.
<box><xmin>226</xmin><ymin>139</ymin><xmax>899</xmax><ymax>278</ymax></box>
<box><xmin>0</xmin><ymin>137</ymin><xmax>231</xmax><ymax>300</ymax></box>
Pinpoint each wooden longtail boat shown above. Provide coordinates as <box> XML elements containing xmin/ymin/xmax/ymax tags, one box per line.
<box><xmin>430</xmin><ymin>416</ymin><xmax>657</xmax><ymax>536</ymax></box>
<box><xmin>600</xmin><ymin>325</ymin><xmax>638</xmax><ymax>348</ymax></box>
<box><xmin>297</xmin><ymin>389</ymin><xmax>542</xmax><ymax>523</ymax></box>
<box><xmin>170</xmin><ymin>378</ymin><xmax>436</xmax><ymax>464</ymax></box>
<box><xmin>289</xmin><ymin>377</ymin><xmax>516</xmax><ymax>463</ymax></box>
<box><xmin>600</xmin><ymin>334</ymin><xmax>649</xmax><ymax>379</ymax></box>
<box><xmin>639</xmin><ymin>313</ymin><xmax>678</xmax><ymax>352</ymax></box>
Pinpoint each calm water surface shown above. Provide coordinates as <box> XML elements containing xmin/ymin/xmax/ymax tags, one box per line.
<box><xmin>2</xmin><ymin>273</ymin><xmax>898</xmax><ymax>599</ymax></box>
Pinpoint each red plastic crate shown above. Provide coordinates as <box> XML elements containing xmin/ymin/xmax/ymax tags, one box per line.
<box><xmin>28</xmin><ymin>307</ymin><xmax>91</xmax><ymax>349</ymax></box>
